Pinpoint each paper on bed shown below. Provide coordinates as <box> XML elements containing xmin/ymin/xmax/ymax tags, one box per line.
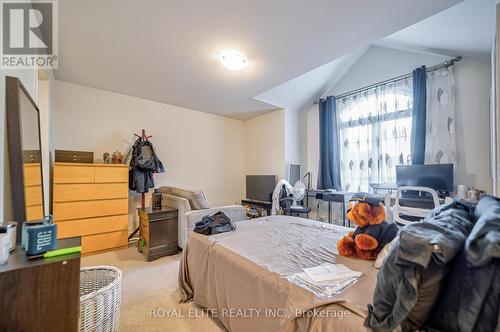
<box><xmin>303</xmin><ymin>263</ymin><xmax>362</xmax><ymax>283</ymax></box>
<box><xmin>294</xmin><ymin>272</ymin><xmax>359</xmax><ymax>297</ymax></box>
<box><xmin>289</xmin><ymin>263</ymin><xmax>363</xmax><ymax>298</ymax></box>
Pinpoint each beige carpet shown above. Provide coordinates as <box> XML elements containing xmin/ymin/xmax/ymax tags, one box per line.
<box><xmin>82</xmin><ymin>247</ymin><xmax>224</xmax><ymax>332</ymax></box>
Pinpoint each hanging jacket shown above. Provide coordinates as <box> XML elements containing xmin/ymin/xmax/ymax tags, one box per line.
<box><xmin>129</xmin><ymin>138</ymin><xmax>165</xmax><ymax>193</ymax></box>
<box><xmin>271</xmin><ymin>179</ymin><xmax>293</xmax><ymax>215</ymax></box>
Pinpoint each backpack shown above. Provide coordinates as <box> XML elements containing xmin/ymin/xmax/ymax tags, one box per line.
<box><xmin>193</xmin><ymin>211</ymin><xmax>236</xmax><ymax>235</ymax></box>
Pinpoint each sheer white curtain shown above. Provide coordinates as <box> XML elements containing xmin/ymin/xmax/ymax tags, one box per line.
<box><xmin>425</xmin><ymin>68</ymin><xmax>456</xmax><ymax>168</ymax></box>
<box><xmin>337</xmin><ymin>78</ymin><xmax>413</xmax><ymax>192</ymax></box>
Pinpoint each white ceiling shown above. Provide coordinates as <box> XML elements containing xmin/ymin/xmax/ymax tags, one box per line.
<box><xmin>56</xmin><ymin>0</ymin><xmax>460</xmax><ymax>119</ymax></box>
<box><xmin>257</xmin><ymin>0</ymin><xmax>495</xmax><ymax>113</ymax></box>
<box><xmin>254</xmin><ymin>48</ymin><xmax>368</xmax><ymax>111</ymax></box>
<box><xmin>377</xmin><ymin>0</ymin><xmax>496</xmax><ymax>61</ymax></box>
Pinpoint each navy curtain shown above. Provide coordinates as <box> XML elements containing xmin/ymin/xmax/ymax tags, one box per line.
<box><xmin>411</xmin><ymin>65</ymin><xmax>427</xmax><ymax>164</ymax></box>
<box><xmin>317</xmin><ymin>96</ymin><xmax>341</xmax><ymax>190</ymax></box>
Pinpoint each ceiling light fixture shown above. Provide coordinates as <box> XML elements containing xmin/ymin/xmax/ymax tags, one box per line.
<box><xmin>217</xmin><ymin>49</ymin><xmax>248</xmax><ymax>71</ymax></box>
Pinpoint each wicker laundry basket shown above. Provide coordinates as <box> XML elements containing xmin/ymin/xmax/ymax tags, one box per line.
<box><xmin>79</xmin><ymin>266</ymin><xmax>122</xmax><ymax>332</ymax></box>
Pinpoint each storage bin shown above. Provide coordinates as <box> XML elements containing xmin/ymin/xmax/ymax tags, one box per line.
<box><xmin>79</xmin><ymin>266</ymin><xmax>122</xmax><ymax>332</ymax></box>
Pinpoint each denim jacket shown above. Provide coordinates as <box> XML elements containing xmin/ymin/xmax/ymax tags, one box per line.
<box><xmin>426</xmin><ymin>196</ymin><xmax>500</xmax><ymax>332</ymax></box>
<box><xmin>365</xmin><ymin>201</ymin><xmax>475</xmax><ymax>331</ymax></box>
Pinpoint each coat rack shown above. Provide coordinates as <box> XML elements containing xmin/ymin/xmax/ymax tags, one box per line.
<box><xmin>129</xmin><ymin>129</ymin><xmax>153</xmax><ymax>241</ymax></box>
<box><xmin>133</xmin><ymin>129</ymin><xmax>153</xmax><ymax>209</ymax></box>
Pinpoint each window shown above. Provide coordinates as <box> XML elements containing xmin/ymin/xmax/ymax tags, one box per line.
<box><xmin>337</xmin><ymin>78</ymin><xmax>413</xmax><ymax>192</ymax></box>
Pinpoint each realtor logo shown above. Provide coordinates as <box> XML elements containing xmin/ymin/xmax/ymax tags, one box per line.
<box><xmin>1</xmin><ymin>0</ymin><xmax>58</xmax><ymax>68</ymax></box>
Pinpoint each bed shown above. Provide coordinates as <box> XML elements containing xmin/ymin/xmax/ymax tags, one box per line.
<box><xmin>179</xmin><ymin>216</ymin><xmax>378</xmax><ymax>332</ymax></box>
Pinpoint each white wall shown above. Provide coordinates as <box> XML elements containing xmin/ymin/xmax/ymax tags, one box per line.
<box><xmin>244</xmin><ymin>109</ymin><xmax>285</xmax><ymax>179</ymax></box>
<box><xmin>52</xmin><ymin>80</ymin><xmax>246</xmax><ymax>231</ymax></box>
<box><xmin>285</xmin><ymin>106</ymin><xmax>311</xmax><ymax>183</ymax></box>
<box><xmin>306</xmin><ymin>103</ymin><xmax>320</xmax><ymax>189</ymax></box>
<box><xmin>325</xmin><ymin>46</ymin><xmax>447</xmax><ymax>96</ymax></box>
<box><xmin>455</xmin><ymin>58</ymin><xmax>493</xmax><ymax>191</ymax></box>
<box><xmin>306</xmin><ymin>46</ymin><xmax>493</xmax><ymax>192</ymax></box>
<box><xmin>493</xmin><ymin>2</ymin><xmax>499</xmax><ymax>195</ymax></box>
<box><xmin>284</xmin><ymin>108</ymin><xmax>301</xmax><ymax>166</ymax></box>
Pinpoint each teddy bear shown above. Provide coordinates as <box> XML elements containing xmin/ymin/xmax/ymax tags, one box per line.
<box><xmin>337</xmin><ymin>193</ymin><xmax>398</xmax><ymax>260</ymax></box>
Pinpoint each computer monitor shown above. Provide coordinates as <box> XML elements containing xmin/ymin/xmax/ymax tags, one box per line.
<box><xmin>396</xmin><ymin>164</ymin><xmax>453</xmax><ymax>195</ymax></box>
<box><xmin>288</xmin><ymin>163</ymin><xmax>301</xmax><ymax>186</ymax></box>
<box><xmin>246</xmin><ymin>175</ymin><xmax>276</xmax><ymax>202</ymax></box>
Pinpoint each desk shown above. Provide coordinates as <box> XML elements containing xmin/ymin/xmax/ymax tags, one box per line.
<box><xmin>306</xmin><ymin>190</ymin><xmax>348</xmax><ymax>226</ymax></box>
<box><xmin>0</xmin><ymin>237</ymin><xmax>81</xmax><ymax>331</ymax></box>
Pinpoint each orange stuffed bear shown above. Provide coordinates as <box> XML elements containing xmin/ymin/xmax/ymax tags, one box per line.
<box><xmin>337</xmin><ymin>193</ymin><xmax>398</xmax><ymax>260</ymax></box>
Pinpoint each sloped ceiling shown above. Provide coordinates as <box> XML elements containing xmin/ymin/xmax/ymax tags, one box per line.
<box><xmin>254</xmin><ymin>48</ymin><xmax>368</xmax><ymax>112</ymax></box>
<box><xmin>377</xmin><ymin>0</ymin><xmax>495</xmax><ymax>61</ymax></box>
<box><xmin>259</xmin><ymin>0</ymin><xmax>495</xmax><ymax>112</ymax></box>
<box><xmin>55</xmin><ymin>0</ymin><xmax>461</xmax><ymax>119</ymax></box>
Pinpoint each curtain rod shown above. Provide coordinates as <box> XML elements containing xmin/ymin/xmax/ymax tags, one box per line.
<box><xmin>314</xmin><ymin>56</ymin><xmax>462</xmax><ymax>104</ymax></box>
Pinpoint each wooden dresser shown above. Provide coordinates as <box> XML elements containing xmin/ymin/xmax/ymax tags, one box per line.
<box><xmin>53</xmin><ymin>162</ymin><xmax>129</xmax><ymax>255</ymax></box>
<box><xmin>23</xmin><ymin>163</ymin><xmax>44</xmax><ymax>221</ymax></box>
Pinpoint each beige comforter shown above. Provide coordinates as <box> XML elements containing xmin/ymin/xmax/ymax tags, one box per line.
<box><xmin>179</xmin><ymin>216</ymin><xmax>377</xmax><ymax>332</ymax></box>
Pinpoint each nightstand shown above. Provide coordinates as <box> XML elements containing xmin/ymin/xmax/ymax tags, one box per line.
<box><xmin>137</xmin><ymin>207</ymin><xmax>179</xmax><ymax>261</ymax></box>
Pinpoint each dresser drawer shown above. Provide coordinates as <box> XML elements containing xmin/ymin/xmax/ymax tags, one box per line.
<box><xmin>53</xmin><ymin>183</ymin><xmax>128</xmax><ymax>202</ymax></box>
<box><xmin>26</xmin><ymin>204</ymin><xmax>44</xmax><ymax>221</ymax></box>
<box><xmin>82</xmin><ymin>230</ymin><xmax>128</xmax><ymax>254</ymax></box>
<box><xmin>54</xmin><ymin>165</ymin><xmax>94</xmax><ymax>184</ymax></box>
<box><xmin>56</xmin><ymin>215</ymin><xmax>128</xmax><ymax>238</ymax></box>
<box><xmin>54</xmin><ymin>150</ymin><xmax>93</xmax><ymax>163</ymax></box>
<box><xmin>94</xmin><ymin>166</ymin><xmax>128</xmax><ymax>183</ymax></box>
<box><xmin>23</xmin><ymin>164</ymin><xmax>42</xmax><ymax>186</ymax></box>
<box><xmin>25</xmin><ymin>185</ymin><xmax>43</xmax><ymax>206</ymax></box>
<box><xmin>53</xmin><ymin>199</ymin><xmax>128</xmax><ymax>221</ymax></box>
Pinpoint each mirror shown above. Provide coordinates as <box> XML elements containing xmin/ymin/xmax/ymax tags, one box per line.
<box><xmin>6</xmin><ymin>76</ymin><xmax>45</xmax><ymax>241</ymax></box>
<box><xmin>19</xmin><ymin>90</ymin><xmax>44</xmax><ymax>221</ymax></box>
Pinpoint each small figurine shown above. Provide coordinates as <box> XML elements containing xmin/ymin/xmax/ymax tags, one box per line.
<box><xmin>112</xmin><ymin>151</ymin><xmax>124</xmax><ymax>164</ymax></box>
<box><xmin>103</xmin><ymin>152</ymin><xmax>111</xmax><ymax>164</ymax></box>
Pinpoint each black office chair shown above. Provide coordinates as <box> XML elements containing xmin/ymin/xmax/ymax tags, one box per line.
<box><xmin>279</xmin><ymin>186</ymin><xmax>311</xmax><ymax>216</ymax></box>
